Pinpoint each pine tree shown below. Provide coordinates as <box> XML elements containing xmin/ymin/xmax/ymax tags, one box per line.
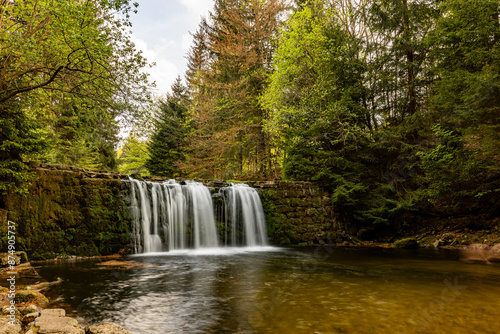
<box><xmin>417</xmin><ymin>0</ymin><xmax>500</xmax><ymax>204</ymax></box>
<box><xmin>145</xmin><ymin>78</ymin><xmax>189</xmax><ymax>177</ymax></box>
<box><xmin>184</xmin><ymin>0</ymin><xmax>288</xmax><ymax>179</ymax></box>
<box><xmin>368</xmin><ymin>0</ymin><xmax>438</xmax><ymax>121</ymax></box>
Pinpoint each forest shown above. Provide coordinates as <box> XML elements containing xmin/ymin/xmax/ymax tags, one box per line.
<box><xmin>1</xmin><ymin>0</ymin><xmax>499</xmax><ymax>235</ymax></box>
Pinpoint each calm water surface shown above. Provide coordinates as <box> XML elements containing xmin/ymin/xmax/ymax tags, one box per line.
<box><xmin>37</xmin><ymin>247</ymin><xmax>500</xmax><ymax>334</ymax></box>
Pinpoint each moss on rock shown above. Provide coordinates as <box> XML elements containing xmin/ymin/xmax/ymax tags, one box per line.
<box><xmin>15</xmin><ymin>290</ymin><xmax>48</xmax><ymax>306</ymax></box>
<box><xmin>0</xmin><ymin>168</ymin><xmax>130</xmax><ymax>260</ymax></box>
<box><xmin>393</xmin><ymin>238</ymin><xmax>420</xmax><ymax>249</ymax></box>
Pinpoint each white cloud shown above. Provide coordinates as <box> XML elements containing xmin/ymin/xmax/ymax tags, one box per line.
<box><xmin>128</xmin><ymin>1</ymin><xmax>214</xmax><ymax>95</ymax></box>
<box><xmin>130</xmin><ymin>34</ymin><xmax>179</xmax><ymax>95</ymax></box>
<box><xmin>179</xmin><ymin>0</ymin><xmax>214</xmax><ymax>19</ymax></box>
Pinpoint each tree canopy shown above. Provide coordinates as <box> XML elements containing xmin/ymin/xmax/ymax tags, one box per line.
<box><xmin>0</xmin><ymin>0</ymin><xmax>152</xmax><ymax>193</ymax></box>
<box><xmin>4</xmin><ymin>0</ymin><xmax>498</xmax><ymax>232</ymax></box>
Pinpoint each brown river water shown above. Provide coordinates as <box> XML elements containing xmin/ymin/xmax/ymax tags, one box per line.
<box><xmin>36</xmin><ymin>246</ymin><xmax>500</xmax><ymax>334</ymax></box>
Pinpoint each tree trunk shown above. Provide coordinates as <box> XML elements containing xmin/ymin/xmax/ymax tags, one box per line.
<box><xmin>402</xmin><ymin>0</ymin><xmax>416</xmax><ymax>116</ymax></box>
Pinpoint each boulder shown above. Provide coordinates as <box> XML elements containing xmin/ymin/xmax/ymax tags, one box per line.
<box><xmin>489</xmin><ymin>244</ymin><xmax>500</xmax><ymax>263</ymax></box>
<box><xmin>40</xmin><ymin>309</ymin><xmax>65</xmax><ymax>317</ymax></box>
<box><xmin>432</xmin><ymin>239</ymin><xmax>442</xmax><ymax>248</ymax></box>
<box><xmin>1</xmin><ymin>306</ymin><xmax>19</xmax><ymax>316</ymax></box>
<box><xmin>393</xmin><ymin>238</ymin><xmax>420</xmax><ymax>249</ymax></box>
<box><xmin>32</xmin><ymin>308</ymin><xmax>84</xmax><ymax>334</ymax></box>
<box><xmin>21</xmin><ymin>312</ymin><xmax>39</xmax><ymax>324</ymax></box>
<box><xmin>34</xmin><ymin>316</ymin><xmax>83</xmax><ymax>334</ymax></box>
<box><xmin>18</xmin><ymin>304</ymin><xmax>39</xmax><ymax>315</ymax></box>
<box><xmin>15</xmin><ymin>290</ymin><xmax>49</xmax><ymax>306</ymax></box>
<box><xmin>0</xmin><ymin>252</ymin><xmax>28</xmax><ymax>268</ymax></box>
<box><xmin>0</xmin><ymin>317</ymin><xmax>22</xmax><ymax>334</ymax></box>
<box><xmin>87</xmin><ymin>322</ymin><xmax>132</xmax><ymax>334</ymax></box>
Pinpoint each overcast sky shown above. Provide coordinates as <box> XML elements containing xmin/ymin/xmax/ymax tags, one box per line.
<box><xmin>129</xmin><ymin>1</ymin><xmax>215</xmax><ymax>96</ymax></box>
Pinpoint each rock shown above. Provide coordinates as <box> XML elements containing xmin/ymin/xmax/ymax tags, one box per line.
<box><xmin>15</xmin><ymin>290</ymin><xmax>49</xmax><ymax>306</ymax></box>
<box><xmin>0</xmin><ymin>317</ymin><xmax>22</xmax><ymax>334</ymax></box>
<box><xmin>34</xmin><ymin>316</ymin><xmax>83</xmax><ymax>334</ymax></box>
<box><xmin>489</xmin><ymin>244</ymin><xmax>500</xmax><ymax>263</ymax></box>
<box><xmin>1</xmin><ymin>306</ymin><xmax>19</xmax><ymax>316</ymax></box>
<box><xmin>40</xmin><ymin>308</ymin><xmax>66</xmax><ymax>317</ymax></box>
<box><xmin>18</xmin><ymin>304</ymin><xmax>39</xmax><ymax>315</ymax></box>
<box><xmin>87</xmin><ymin>322</ymin><xmax>132</xmax><ymax>334</ymax></box>
<box><xmin>0</xmin><ymin>252</ymin><xmax>28</xmax><ymax>268</ymax></box>
<box><xmin>129</xmin><ymin>173</ymin><xmax>143</xmax><ymax>181</ymax></box>
<box><xmin>393</xmin><ymin>238</ymin><xmax>420</xmax><ymax>249</ymax></box>
<box><xmin>432</xmin><ymin>239</ymin><xmax>442</xmax><ymax>248</ymax></box>
<box><xmin>21</xmin><ymin>312</ymin><xmax>39</xmax><ymax>324</ymax></box>
<box><xmin>32</xmin><ymin>308</ymin><xmax>84</xmax><ymax>334</ymax></box>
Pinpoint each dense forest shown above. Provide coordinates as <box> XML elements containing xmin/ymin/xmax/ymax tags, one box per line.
<box><xmin>1</xmin><ymin>0</ymin><xmax>499</xmax><ymax>235</ymax></box>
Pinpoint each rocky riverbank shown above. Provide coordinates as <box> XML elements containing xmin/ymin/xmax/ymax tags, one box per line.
<box><xmin>0</xmin><ymin>257</ymin><xmax>133</xmax><ymax>334</ymax></box>
<box><xmin>0</xmin><ymin>307</ymin><xmax>131</xmax><ymax>334</ymax></box>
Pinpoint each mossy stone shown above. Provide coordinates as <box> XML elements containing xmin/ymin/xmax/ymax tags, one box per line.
<box><xmin>393</xmin><ymin>238</ymin><xmax>420</xmax><ymax>249</ymax></box>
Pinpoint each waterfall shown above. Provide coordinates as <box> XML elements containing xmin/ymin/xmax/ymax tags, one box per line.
<box><xmin>127</xmin><ymin>178</ymin><xmax>267</xmax><ymax>253</ymax></box>
<box><xmin>217</xmin><ymin>184</ymin><xmax>268</xmax><ymax>247</ymax></box>
<box><xmin>163</xmin><ymin>180</ymin><xmax>186</xmax><ymax>251</ymax></box>
<box><xmin>184</xmin><ymin>181</ymin><xmax>219</xmax><ymax>248</ymax></box>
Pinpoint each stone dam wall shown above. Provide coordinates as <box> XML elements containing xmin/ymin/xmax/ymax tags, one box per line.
<box><xmin>0</xmin><ymin>164</ymin><xmax>338</xmax><ymax>259</ymax></box>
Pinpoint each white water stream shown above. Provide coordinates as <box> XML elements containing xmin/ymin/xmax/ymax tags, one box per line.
<box><xmin>128</xmin><ymin>178</ymin><xmax>267</xmax><ymax>253</ymax></box>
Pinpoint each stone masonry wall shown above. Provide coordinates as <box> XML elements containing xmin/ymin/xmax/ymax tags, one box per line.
<box><xmin>0</xmin><ymin>164</ymin><xmax>130</xmax><ymax>260</ymax></box>
<box><xmin>249</xmin><ymin>181</ymin><xmax>338</xmax><ymax>246</ymax></box>
<box><xmin>0</xmin><ymin>165</ymin><xmax>338</xmax><ymax>259</ymax></box>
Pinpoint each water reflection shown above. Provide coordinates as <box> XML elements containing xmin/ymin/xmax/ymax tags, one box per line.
<box><xmin>38</xmin><ymin>247</ymin><xmax>500</xmax><ymax>334</ymax></box>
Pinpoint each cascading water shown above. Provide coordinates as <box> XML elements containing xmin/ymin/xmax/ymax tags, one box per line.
<box><xmin>127</xmin><ymin>178</ymin><xmax>267</xmax><ymax>253</ymax></box>
<box><xmin>129</xmin><ymin>178</ymin><xmax>161</xmax><ymax>253</ymax></box>
<box><xmin>216</xmin><ymin>184</ymin><xmax>268</xmax><ymax>247</ymax></box>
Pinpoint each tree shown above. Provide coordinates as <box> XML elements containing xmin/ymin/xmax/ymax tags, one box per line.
<box><xmin>262</xmin><ymin>2</ymin><xmax>402</xmax><ymax>228</ymax></box>
<box><xmin>145</xmin><ymin>78</ymin><xmax>189</xmax><ymax>177</ymax></box>
<box><xmin>117</xmin><ymin>135</ymin><xmax>149</xmax><ymax>175</ymax></box>
<box><xmin>0</xmin><ymin>0</ymin><xmax>148</xmax><ymax>104</ymax></box>
<box><xmin>0</xmin><ymin>99</ymin><xmax>45</xmax><ymax>194</ymax></box>
<box><xmin>0</xmin><ymin>0</ymin><xmax>151</xmax><ymax>193</ymax></box>
<box><xmin>417</xmin><ymin>0</ymin><xmax>500</xmax><ymax>209</ymax></box>
<box><xmin>184</xmin><ymin>0</ymin><xmax>288</xmax><ymax>180</ymax></box>
<box><xmin>368</xmin><ymin>0</ymin><xmax>438</xmax><ymax>121</ymax></box>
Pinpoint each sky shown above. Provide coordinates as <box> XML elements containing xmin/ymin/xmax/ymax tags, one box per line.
<box><xmin>129</xmin><ymin>1</ymin><xmax>215</xmax><ymax>96</ymax></box>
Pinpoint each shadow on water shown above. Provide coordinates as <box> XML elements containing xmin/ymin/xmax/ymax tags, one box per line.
<box><xmin>37</xmin><ymin>247</ymin><xmax>500</xmax><ymax>334</ymax></box>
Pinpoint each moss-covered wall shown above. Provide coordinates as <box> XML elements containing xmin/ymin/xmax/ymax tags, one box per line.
<box><xmin>0</xmin><ymin>165</ymin><xmax>340</xmax><ymax>259</ymax></box>
<box><xmin>0</xmin><ymin>164</ymin><xmax>130</xmax><ymax>260</ymax></box>
<box><xmin>250</xmin><ymin>181</ymin><xmax>339</xmax><ymax>246</ymax></box>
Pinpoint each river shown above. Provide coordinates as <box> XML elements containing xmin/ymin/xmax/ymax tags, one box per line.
<box><xmin>37</xmin><ymin>246</ymin><xmax>500</xmax><ymax>334</ymax></box>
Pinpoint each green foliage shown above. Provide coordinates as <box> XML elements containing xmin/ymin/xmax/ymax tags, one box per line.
<box><xmin>262</xmin><ymin>3</ymin><xmax>399</xmax><ymax>228</ymax></box>
<box><xmin>259</xmin><ymin>0</ymin><xmax>499</xmax><ymax>232</ymax></box>
<box><xmin>0</xmin><ymin>102</ymin><xmax>45</xmax><ymax>194</ymax></box>
<box><xmin>0</xmin><ymin>0</ymin><xmax>151</xmax><ymax>193</ymax></box>
<box><xmin>117</xmin><ymin>136</ymin><xmax>150</xmax><ymax>175</ymax></box>
<box><xmin>415</xmin><ymin>0</ymin><xmax>500</xmax><ymax>210</ymax></box>
<box><xmin>39</xmin><ymin>96</ymin><xmax>120</xmax><ymax>170</ymax></box>
<box><xmin>184</xmin><ymin>0</ymin><xmax>287</xmax><ymax>179</ymax></box>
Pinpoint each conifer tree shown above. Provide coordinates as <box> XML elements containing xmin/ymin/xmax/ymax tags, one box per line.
<box><xmin>184</xmin><ymin>0</ymin><xmax>288</xmax><ymax>179</ymax></box>
<box><xmin>417</xmin><ymin>0</ymin><xmax>500</xmax><ymax>204</ymax></box>
<box><xmin>368</xmin><ymin>0</ymin><xmax>438</xmax><ymax>121</ymax></box>
<box><xmin>146</xmin><ymin>78</ymin><xmax>189</xmax><ymax>177</ymax></box>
